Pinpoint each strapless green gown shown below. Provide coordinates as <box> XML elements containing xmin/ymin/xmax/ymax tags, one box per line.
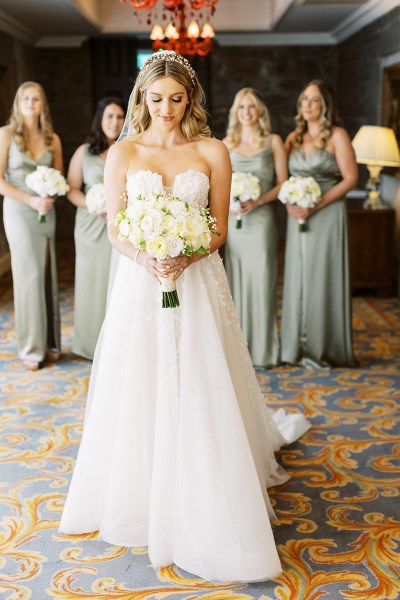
<box><xmin>3</xmin><ymin>139</ymin><xmax>60</xmax><ymax>362</ymax></box>
<box><xmin>73</xmin><ymin>144</ymin><xmax>111</xmax><ymax>360</ymax></box>
<box><xmin>224</xmin><ymin>147</ymin><xmax>279</xmax><ymax>368</ymax></box>
<box><xmin>281</xmin><ymin>147</ymin><xmax>356</xmax><ymax>368</ymax></box>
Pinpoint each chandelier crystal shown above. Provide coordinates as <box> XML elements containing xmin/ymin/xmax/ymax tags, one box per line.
<box><xmin>119</xmin><ymin>0</ymin><xmax>218</xmax><ymax>57</ymax></box>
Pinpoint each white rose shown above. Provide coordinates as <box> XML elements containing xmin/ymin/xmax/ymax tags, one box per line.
<box><xmin>161</xmin><ymin>214</ymin><xmax>178</xmax><ymax>233</ymax></box>
<box><xmin>166</xmin><ymin>235</ymin><xmax>184</xmax><ymax>257</ymax></box>
<box><xmin>140</xmin><ymin>209</ymin><xmax>163</xmax><ymax>234</ymax></box>
<box><xmin>128</xmin><ymin>228</ymin><xmax>145</xmax><ymax>246</ymax></box>
<box><xmin>181</xmin><ymin>216</ymin><xmax>204</xmax><ymax>241</ymax></box>
<box><xmin>168</xmin><ymin>200</ymin><xmax>188</xmax><ymax>217</ymax></box>
<box><xmin>146</xmin><ymin>236</ymin><xmax>168</xmax><ymax>259</ymax></box>
<box><xmin>125</xmin><ymin>204</ymin><xmax>142</xmax><ymax>220</ymax></box>
<box><xmin>118</xmin><ymin>219</ymin><xmax>131</xmax><ymax>238</ymax></box>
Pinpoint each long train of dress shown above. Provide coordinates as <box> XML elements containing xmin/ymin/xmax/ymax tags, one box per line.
<box><xmin>59</xmin><ymin>169</ymin><xmax>310</xmax><ymax>582</ymax></box>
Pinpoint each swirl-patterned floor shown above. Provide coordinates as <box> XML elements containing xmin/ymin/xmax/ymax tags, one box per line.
<box><xmin>0</xmin><ymin>266</ymin><xmax>399</xmax><ymax>599</ymax></box>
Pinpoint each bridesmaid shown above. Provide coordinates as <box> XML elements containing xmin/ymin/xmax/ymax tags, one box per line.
<box><xmin>0</xmin><ymin>81</ymin><xmax>63</xmax><ymax>370</ymax></box>
<box><xmin>281</xmin><ymin>80</ymin><xmax>358</xmax><ymax>369</ymax></box>
<box><xmin>223</xmin><ymin>88</ymin><xmax>287</xmax><ymax>369</ymax></box>
<box><xmin>67</xmin><ymin>97</ymin><xmax>125</xmax><ymax>359</ymax></box>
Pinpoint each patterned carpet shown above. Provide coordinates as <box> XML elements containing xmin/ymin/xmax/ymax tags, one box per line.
<box><xmin>0</xmin><ymin>261</ymin><xmax>399</xmax><ymax>600</ymax></box>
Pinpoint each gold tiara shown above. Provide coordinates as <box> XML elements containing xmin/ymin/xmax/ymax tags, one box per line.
<box><xmin>137</xmin><ymin>50</ymin><xmax>196</xmax><ymax>85</ymax></box>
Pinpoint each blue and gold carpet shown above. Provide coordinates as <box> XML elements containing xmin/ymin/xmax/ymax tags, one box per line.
<box><xmin>0</xmin><ymin>267</ymin><xmax>399</xmax><ymax>599</ymax></box>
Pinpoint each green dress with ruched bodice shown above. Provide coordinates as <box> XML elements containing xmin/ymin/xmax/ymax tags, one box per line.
<box><xmin>281</xmin><ymin>147</ymin><xmax>356</xmax><ymax>368</ymax></box>
<box><xmin>73</xmin><ymin>144</ymin><xmax>111</xmax><ymax>360</ymax></box>
<box><xmin>224</xmin><ymin>146</ymin><xmax>279</xmax><ymax>368</ymax></box>
<box><xmin>3</xmin><ymin>139</ymin><xmax>60</xmax><ymax>362</ymax></box>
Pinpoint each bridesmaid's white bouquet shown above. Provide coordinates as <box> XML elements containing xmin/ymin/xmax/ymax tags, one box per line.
<box><xmin>114</xmin><ymin>190</ymin><xmax>220</xmax><ymax>308</ymax></box>
<box><xmin>25</xmin><ymin>166</ymin><xmax>69</xmax><ymax>223</ymax></box>
<box><xmin>230</xmin><ymin>172</ymin><xmax>261</xmax><ymax>229</ymax></box>
<box><xmin>278</xmin><ymin>176</ymin><xmax>321</xmax><ymax>232</ymax></box>
<box><xmin>85</xmin><ymin>183</ymin><xmax>106</xmax><ymax>214</ymax></box>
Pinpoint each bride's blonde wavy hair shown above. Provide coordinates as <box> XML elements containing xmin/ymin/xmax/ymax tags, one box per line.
<box><xmin>128</xmin><ymin>56</ymin><xmax>210</xmax><ymax>140</ymax></box>
<box><xmin>225</xmin><ymin>88</ymin><xmax>271</xmax><ymax>149</ymax></box>
<box><xmin>291</xmin><ymin>79</ymin><xmax>341</xmax><ymax>151</ymax></box>
<box><xmin>9</xmin><ymin>81</ymin><xmax>54</xmax><ymax>153</ymax></box>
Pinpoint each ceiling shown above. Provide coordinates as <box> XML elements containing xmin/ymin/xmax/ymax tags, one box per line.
<box><xmin>0</xmin><ymin>0</ymin><xmax>397</xmax><ymax>47</ymax></box>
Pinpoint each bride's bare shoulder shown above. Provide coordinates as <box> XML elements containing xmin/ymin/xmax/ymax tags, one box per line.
<box><xmin>107</xmin><ymin>138</ymin><xmax>141</xmax><ymax>164</ymax></box>
<box><xmin>196</xmin><ymin>137</ymin><xmax>230</xmax><ymax>160</ymax></box>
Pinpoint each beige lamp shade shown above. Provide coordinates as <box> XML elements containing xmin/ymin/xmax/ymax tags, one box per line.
<box><xmin>352</xmin><ymin>125</ymin><xmax>400</xmax><ymax>167</ymax></box>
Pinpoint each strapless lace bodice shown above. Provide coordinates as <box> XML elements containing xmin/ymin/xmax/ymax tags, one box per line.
<box><xmin>126</xmin><ymin>169</ymin><xmax>210</xmax><ymax>208</ymax></box>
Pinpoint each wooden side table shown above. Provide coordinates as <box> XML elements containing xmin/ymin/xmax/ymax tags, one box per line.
<box><xmin>347</xmin><ymin>198</ymin><xmax>395</xmax><ymax>296</ymax></box>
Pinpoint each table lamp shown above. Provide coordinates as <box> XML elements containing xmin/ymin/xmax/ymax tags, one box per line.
<box><xmin>352</xmin><ymin>125</ymin><xmax>400</xmax><ymax>209</ymax></box>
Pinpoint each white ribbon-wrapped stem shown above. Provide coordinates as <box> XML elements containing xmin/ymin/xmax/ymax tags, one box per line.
<box><xmin>157</xmin><ymin>272</ymin><xmax>180</xmax><ymax>308</ymax></box>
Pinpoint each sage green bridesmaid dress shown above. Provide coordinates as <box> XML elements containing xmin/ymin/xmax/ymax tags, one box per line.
<box><xmin>3</xmin><ymin>139</ymin><xmax>60</xmax><ymax>362</ymax></box>
<box><xmin>281</xmin><ymin>147</ymin><xmax>356</xmax><ymax>369</ymax></box>
<box><xmin>73</xmin><ymin>144</ymin><xmax>111</xmax><ymax>360</ymax></box>
<box><xmin>224</xmin><ymin>147</ymin><xmax>279</xmax><ymax>368</ymax></box>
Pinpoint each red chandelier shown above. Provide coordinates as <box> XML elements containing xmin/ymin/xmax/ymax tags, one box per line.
<box><xmin>120</xmin><ymin>0</ymin><xmax>218</xmax><ymax>57</ymax></box>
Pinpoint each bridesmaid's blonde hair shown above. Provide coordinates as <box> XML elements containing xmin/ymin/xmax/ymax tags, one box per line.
<box><xmin>225</xmin><ymin>87</ymin><xmax>271</xmax><ymax>150</ymax></box>
<box><xmin>291</xmin><ymin>79</ymin><xmax>341</xmax><ymax>151</ymax></box>
<box><xmin>127</xmin><ymin>53</ymin><xmax>210</xmax><ymax>140</ymax></box>
<box><xmin>9</xmin><ymin>81</ymin><xmax>54</xmax><ymax>153</ymax></box>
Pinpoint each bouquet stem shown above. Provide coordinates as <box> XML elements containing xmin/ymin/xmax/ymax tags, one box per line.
<box><xmin>162</xmin><ymin>290</ymin><xmax>180</xmax><ymax>308</ymax></box>
<box><xmin>298</xmin><ymin>219</ymin><xmax>307</xmax><ymax>233</ymax></box>
<box><xmin>234</xmin><ymin>197</ymin><xmax>242</xmax><ymax>229</ymax></box>
<box><xmin>38</xmin><ymin>213</ymin><xmax>46</xmax><ymax>223</ymax></box>
<box><xmin>158</xmin><ymin>272</ymin><xmax>180</xmax><ymax>309</ymax></box>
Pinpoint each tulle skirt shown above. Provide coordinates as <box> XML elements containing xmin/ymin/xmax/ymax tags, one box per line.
<box><xmin>59</xmin><ymin>251</ymin><xmax>310</xmax><ymax>582</ymax></box>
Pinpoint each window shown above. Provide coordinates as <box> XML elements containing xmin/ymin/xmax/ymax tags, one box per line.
<box><xmin>137</xmin><ymin>50</ymin><xmax>153</xmax><ymax>69</ymax></box>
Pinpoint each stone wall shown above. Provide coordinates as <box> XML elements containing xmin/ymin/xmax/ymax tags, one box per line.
<box><xmin>338</xmin><ymin>7</ymin><xmax>400</xmax><ymax>287</ymax></box>
<box><xmin>338</xmin><ymin>6</ymin><xmax>400</xmax><ymax>139</ymax></box>
<box><xmin>0</xmin><ymin>32</ymin><xmax>35</xmax><ymax>267</ymax></box>
<box><xmin>208</xmin><ymin>45</ymin><xmax>339</xmax><ymax>141</ymax></box>
<box><xmin>34</xmin><ymin>43</ymin><xmax>94</xmax><ymax>240</ymax></box>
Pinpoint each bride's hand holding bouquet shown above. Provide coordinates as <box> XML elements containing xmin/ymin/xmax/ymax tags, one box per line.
<box><xmin>114</xmin><ymin>189</ymin><xmax>220</xmax><ymax>308</ymax></box>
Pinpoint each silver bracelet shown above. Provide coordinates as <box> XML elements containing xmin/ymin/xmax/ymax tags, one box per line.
<box><xmin>134</xmin><ymin>248</ymin><xmax>141</xmax><ymax>264</ymax></box>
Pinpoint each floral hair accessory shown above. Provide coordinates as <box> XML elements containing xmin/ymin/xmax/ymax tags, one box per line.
<box><xmin>137</xmin><ymin>50</ymin><xmax>196</xmax><ymax>86</ymax></box>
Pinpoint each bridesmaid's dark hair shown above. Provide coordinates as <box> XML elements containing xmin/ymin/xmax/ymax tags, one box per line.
<box><xmin>88</xmin><ymin>97</ymin><xmax>126</xmax><ymax>155</ymax></box>
<box><xmin>292</xmin><ymin>80</ymin><xmax>342</xmax><ymax>150</ymax></box>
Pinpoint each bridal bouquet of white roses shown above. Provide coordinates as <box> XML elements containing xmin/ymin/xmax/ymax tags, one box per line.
<box><xmin>114</xmin><ymin>190</ymin><xmax>220</xmax><ymax>308</ymax></box>
<box><xmin>85</xmin><ymin>183</ymin><xmax>106</xmax><ymax>214</ymax></box>
<box><xmin>230</xmin><ymin>172</ymin><xmax>261</xmax><ymax>229</ymax></box>
<box><xmin>278</xmin><ymin>175</ymin><xmax>321</xmax><ymax>232</ymax></box>
<box><xmin>25</xmin><ymin>166</ymin><xmax>69</xmax><ymax>223</ymax></box>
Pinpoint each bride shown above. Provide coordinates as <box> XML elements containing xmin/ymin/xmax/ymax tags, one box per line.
<box><xmin>59</xmin><ymin>50</ymin><xmax>310</xmax><ymax>582</ymax></box>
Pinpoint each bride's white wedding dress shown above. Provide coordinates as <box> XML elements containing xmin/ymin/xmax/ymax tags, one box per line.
<box><xmin>60</xmin><ymin>169</ymin><xmax>310</xmax><ymax>582</ymax></box>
